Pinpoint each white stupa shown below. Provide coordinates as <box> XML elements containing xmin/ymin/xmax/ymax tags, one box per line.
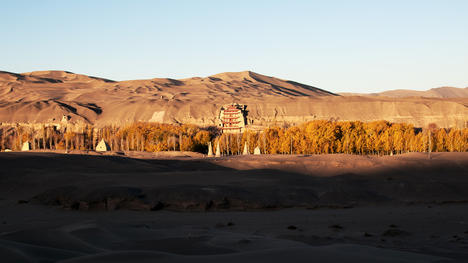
<box><xmin>96</xmin><ymin>139</ymin><xmax>111</xmax><ymax>152</ymax></box>
<box><xmin>21</xmin><ymin>142</ymin><xmax>31</xmax><ymax>151</ymax></box>
<box><xmin>243</xmin><ymin>144</ymin><xmax>249</xmax><ymax>155</ymax></box>
<box><xmin>207</xmin><ymin>141</ymin><xmax>214</xmax><ymax>157</ymax></box>
<box><xmin>254</xmin><ymin>146</ymin><xmax>261</xmax><ymax>155</ymax></box>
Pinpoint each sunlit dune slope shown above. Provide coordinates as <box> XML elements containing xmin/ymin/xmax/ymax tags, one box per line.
<box><xmin>0</xmin><ymin>70</ymin><xmax>467</xmax><ymax>128</ymax></box>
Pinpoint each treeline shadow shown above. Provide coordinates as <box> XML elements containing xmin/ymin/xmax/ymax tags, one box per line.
<box><xmin>1</xmin><ymin>153</ymin><xmax>467</xmax><ymax>211</ymax></box>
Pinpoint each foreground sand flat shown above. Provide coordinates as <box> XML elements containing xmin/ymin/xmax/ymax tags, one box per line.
<box><xmin>0</xmin><ymin>152</ymin><xmax>467</xmax><ymax>262</ymax></box>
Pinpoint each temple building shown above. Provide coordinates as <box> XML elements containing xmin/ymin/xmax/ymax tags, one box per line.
<box><xmin>218</xmin><ymin>103</ymin><xmax>247</xmax><ymax>133</ymax></box>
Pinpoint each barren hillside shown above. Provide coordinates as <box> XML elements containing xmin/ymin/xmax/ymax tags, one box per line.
<box><xmin>341</xmin><ymin>86</ymin><xmax>468</xmax><ymax>99</ymax></box>
<box><xmin>1</xmin><ymin>70</ymin><xmax>467</xmax><ymax>128</ymax></box>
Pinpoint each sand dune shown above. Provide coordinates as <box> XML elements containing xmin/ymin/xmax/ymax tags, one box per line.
<box><xmin>1</xmin><ymin>70</ymin><xmax>467</xmax><ymax>128</ymax></box>
<box><xmin>1</xmin><ymin>152</ymin><xmax>467</xmax><ymax>262</ymax></box>
<box><xmin>341</xmin><ymin>86</ymin><xmax>468</xmax><ymax>99</ymax></box>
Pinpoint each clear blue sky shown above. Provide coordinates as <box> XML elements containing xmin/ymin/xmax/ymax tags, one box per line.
<box><xmin>1</xmin><ymin>0</ymin><xmax>467</xmax><ymax>93</ymax></box>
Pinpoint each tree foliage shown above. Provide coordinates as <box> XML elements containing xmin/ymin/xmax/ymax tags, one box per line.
<box><xmin>0</xmin><ymin>120</ymin><xmax>467</xmax><ymax>154</ymax></box>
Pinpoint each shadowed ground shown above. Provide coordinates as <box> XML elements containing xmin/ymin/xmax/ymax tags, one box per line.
<box><xmin>0</xmin><ymin>152</ymin><xmax>467</xmax><ymax>262</ymax></box>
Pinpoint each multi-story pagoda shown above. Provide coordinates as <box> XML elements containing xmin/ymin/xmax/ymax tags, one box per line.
<box><xmin>218</xmin><ymin>103</ymin><xmax>247</xmax><ymax>133</ymax></box>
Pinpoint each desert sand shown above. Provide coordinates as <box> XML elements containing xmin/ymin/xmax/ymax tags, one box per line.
<box><xmin>1</xmin><ymin>70</ymin><xmax>467</xmax><ymax>128</ymax></box>
<box><xmin>341</xmin><ymin>86</ymin><xmax>468</xmax><ymax>99</ymax></box>
<box><xmin>1</xmin><ymin>152</ymin><xmax>467</xmax><ymax>262</ymax></box>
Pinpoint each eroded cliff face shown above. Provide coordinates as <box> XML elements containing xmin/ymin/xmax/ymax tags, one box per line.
<box><xmin>1</xmin><ymin>70</ymin><xmax>467</xmax><ymax>128</ymax></box>
<box><xmin>119</xmin><ymin>97</ymin><xmax>466</xmax><ymax>129</ymax></box>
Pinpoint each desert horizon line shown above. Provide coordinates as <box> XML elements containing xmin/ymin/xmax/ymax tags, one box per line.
<box><xmin>2</xmin><ymin>69</ymin><xmax>467</xmax><ymax>92</ymax></box>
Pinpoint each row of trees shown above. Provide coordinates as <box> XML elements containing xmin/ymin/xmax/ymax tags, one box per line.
<box><xmin>0</xmin><ymin>123</ymin><xmax>214</xmax><ymax>153</ymax></box>
<box><xmin>218</xmin><ymin>121</ymin><xmax>468</xmax><ymax>155</ymax></box>
<box><xmin>1</xmin><ymin>120</ymin><xmax>467</xmax><ymax>155</ymax></box>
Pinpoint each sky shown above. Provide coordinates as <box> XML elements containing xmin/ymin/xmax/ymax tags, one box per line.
<box><xmin>1</xmin><ymin>0</ymin><xmax>467</xmax><ymax>93</ymax></box>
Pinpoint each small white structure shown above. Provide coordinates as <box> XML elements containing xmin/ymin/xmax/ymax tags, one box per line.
<box><xmin>207</xmin><ymin>142</ymin><xmax>214</xmax><ymax>157</ymax></box>
<box><xmin>96</xmin><ymin>139</ymin><xmax>111</xmax><ymax>152</ymax></box>
<box><xmin>254</xmin><ymin>146</ymin><xmax>261</xmax><ymax>155</ymax></box>
<box><xmin>243</xmin><ymin>144</ymin><xmax>249</xmax><ymax>155</ymax></box>
<box><xmin>215</xmin><ymin>141</ymin><xmax>221</xmax><ymax>157</ymax></box>
<box><xmin>61</xmin><ymin>115</ymin><xmax>70</xmax><ymax>123</ymax></box>
<box><xmin>21</xmin><ymin>142</ymin><xmax>31</xmax><ymax>151</ymax></box>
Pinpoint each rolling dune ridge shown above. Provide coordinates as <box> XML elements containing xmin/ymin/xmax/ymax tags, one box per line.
<box><xmin>1</xmin><ymin>70</ymin><xmax>467</xmax><ymax>128</ymax></box>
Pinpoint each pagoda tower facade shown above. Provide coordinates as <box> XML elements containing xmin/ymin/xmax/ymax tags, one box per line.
<box><xmin>218</xmin><ymin>103</ymin><xmax>247</xmax><ymax>133</ymax></box>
